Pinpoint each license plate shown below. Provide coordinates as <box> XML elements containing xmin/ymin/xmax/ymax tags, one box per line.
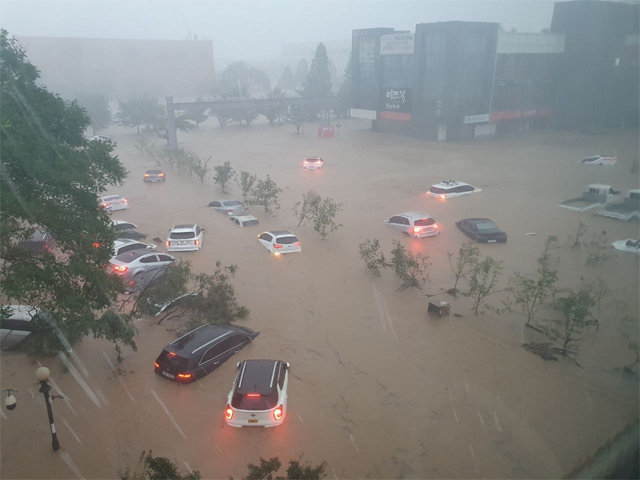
<box><xmin>248</xmin><ymin>419</ymin><xmax>259</xmax><ymax>424</ymax></box>
<box><xmin>487</xmin><ymin>240</ymin><xmax>496</xmax><ymax>243</ymax></box>
<box><xmin>162</xmin><ymin>371</ymin><xmax>174</xmax><ymax>379</ymax></box>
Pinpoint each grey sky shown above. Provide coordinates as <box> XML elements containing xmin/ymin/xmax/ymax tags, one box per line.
<box><xmin>2</xmin><ymin>0</ymin><xmax>557</xmax><ymax>61</ymax></box>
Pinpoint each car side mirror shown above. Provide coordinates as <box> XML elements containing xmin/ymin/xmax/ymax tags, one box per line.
<box><xmin>236</xmin><ymin>362</ymin><xmax>241</xmax><ymax>368</ymax></box>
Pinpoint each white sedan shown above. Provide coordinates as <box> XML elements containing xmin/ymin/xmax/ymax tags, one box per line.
<box><xmin>99</xmin><ymin>194</ymin><xmax>129</xmax><ymax>212</ymax></box>
<box><xmin>581</xmin><ymin>155</ymin><xmax>617</xmax><ymax>166</ymax></box>
<box><xmin>612</xmin><ymin>239</ymin><xmax>640</xmax><ymax>254</ymax></box>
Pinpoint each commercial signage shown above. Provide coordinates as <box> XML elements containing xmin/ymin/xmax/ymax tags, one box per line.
<box><xmin>381</xmin><ymin>88</ymin><xmax>411</xmax><ymax>113</ymax></box>
<box><xmin>463</xmin><ymin>113</ymin><xmax>491</xmax><ymax>124</ymax></box>
<box><xmin>380</xmin><ymin>33</ymin><xmax>415</xmax><ymax>55</ymax></box>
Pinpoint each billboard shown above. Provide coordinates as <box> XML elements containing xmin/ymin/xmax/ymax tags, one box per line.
<box><xmin>381</xmin><ymin>88</ymin><xmax>411</xmax><ymax>113</ymax></box>
<box><xmin>380</xmin><ymin>33</ymin><xmax>415</xmax><ymax>55</ymax></box>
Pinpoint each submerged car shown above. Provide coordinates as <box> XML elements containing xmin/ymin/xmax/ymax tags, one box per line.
<box><xmin>0</xmin><ymin>305</ymin><xmax>48</xmax><ymax>350</ymax></box>
<box><xmin>612</xmin><ymin>239</ymin><xmax>640</xmax><ymax>254</ymax></box>
<box><xmin>166</xmin><ymin>224</ymin><xmax>204</xmax><ymax>252</ymax></box>
<box><xmin>154</xmin><ymin>324</ymin><xmax>259</xmax><ymax>383</ymax></box>
<box><xmin>108</xmin><ymin>250</ymin><xmax>176</xmax><ymax>285</ymax></box>
<box><xmin>456</xmin><ymin>218</ymin><xmax>507</xmax><ymax>243</ymax></box>
<box><xmin>257</xmin><ymin>230</ymin><xmax>301</xmax><ymax>254</ymax></box>
<box><xmin>225</xmin><ymin>359</ymin><xmax>289</xmax><ymax>427</ymax></box>
<box><xmin>384</xmin><ymin>212</ymin><xmax>440</xmax><ymax>238</ymax></box>
<box><xmin>112</xmin><ymin>220</ymin><xmax>147</xmax><ymax>240</ymax></box>
<box><xmin>581</xmin><ymin>155</ymin><xmax>617</xmax><ymax>166</ymax></box>
<box><xmin>427</xmin><ymin>180</ymin><xmax>481</xmax><ymax>199</ymax></box>
<box><xmin>99</xmin><ymin>194</ymin><xmax>129</xmax><ymax>212</ymax></box>
<box><xmin>208</xmin><ymin>199</ymin><xmax>247</xmax><ymax>216</ymax></box>
<box><xmin>143</xmin><ymin>169</ymin><xmax>166</xmax><ymax>182</ymax></box>
<box><xmin>16</xmin><ymin>230</ymin><xmax>56</xmax><ymax>255</ymax></box>
<box><xmin>230</xmin><ymin>215</ymin><xmax>259</xmax><ymax>227</ymax></box>
<box><xmin>303</xmin><ymin>157</ymin><xmax>324</xmax><ymax>170</ymax></box>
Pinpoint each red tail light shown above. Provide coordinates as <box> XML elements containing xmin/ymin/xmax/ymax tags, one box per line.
<box><xmin>226</xmin><ymin>210</ymin><xmax>233</xmax><ymax>214</ymax></box>
<box><xmin>273</xmin><ymin>405</ymin><xmax>283</xmax><ymax>421</ymax></box>
<box><xmin>154</xmin><ymin>362</ymin><xmax>159</xmax><ymax>368</ymax></box>
<box><xmin>295</xmin><ymin>241</ymin><xmax>302</xmax><ymax>247</ymax></box>
<box><xmin>166</xmin><ymin>241</ymin><xmax>171</xmax><ymax>247</ymax></box>
<box><xmin>194</xmin><ymin>239</ymin><xmax>199</xmax><ymax>246</ymax></box>
<box><xmin>246</xmin><ymin>393</ymin><xmax>261</xmax><ymax>398</ymax></box>
<box><xmin>122</xmin><ymin>199</ymin><xmax>128</xmax><ymax>203</ymax></box>
<box><xmin>274</xmin><ymin>244</ymin><xmax>283</xmax><ymax>249</ymax></box>
<box><xmin>92</xmin><ymin>242</ymin><xmax>101</xmax><ymax>248</ymax></box>
<box><xmin>413</xmin><ymin>227</ymin><xmax>423</xmax><ymax>233</ymax></box>
<box><xmin>225</xmin><ymin>406</ymin><xmax>234</xmax><ymax>420</ymax></box>
<box><xmin>177</xmin><ymin>373</ymin><xmax>192</xmax><ymax>380</ymax></box>
<box><xmin>433</xmin><ymin>223</ymin><xmax>439</xmax><ymax>229</ymax></box>
<box><xmin>112</xmin><ymin>265</ymin><xmax>128</xmax><ymax>274</ymax></box>
<box><xmin>168</xmin><ymin>351</ymin><xmax>177</xmax><ymax>357</ymax></box>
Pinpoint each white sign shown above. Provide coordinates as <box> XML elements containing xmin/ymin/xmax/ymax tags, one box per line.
<box><xmin>380</xmin><ymin>33</ymin><xmax>414</xmax><ymax>55</ymax></box>
<box><xmin>463</xmin><ymin>113</ymin><xmax>490</xmax><ymax>124</ymax></box>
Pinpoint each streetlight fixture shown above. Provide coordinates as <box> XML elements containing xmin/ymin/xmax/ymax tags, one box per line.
<box><xmin>35</xmin><ymin>366</ymin><xmax>61</xmax><ymax>452</ymax></box>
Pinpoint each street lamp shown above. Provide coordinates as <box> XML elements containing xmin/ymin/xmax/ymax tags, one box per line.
<box><xmin>35</xmin><ymin>366</ymin><xmax>60</xmax><ymax>452</ymax></box>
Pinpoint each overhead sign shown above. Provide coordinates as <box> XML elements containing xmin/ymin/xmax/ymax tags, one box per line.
<box><xmin>381</xmin><ymin>88</ymin><xmax>411</xmax><ymax>113</ymax></box>
<box><xmin>463</xmin><ymin>113</ymin><xmax>490</xmax><ymax>124</ymax></box>
<box><xmin>380</xmin><ymin>33</ymin><xmax>414</xmax><ymax>55</ymax></box>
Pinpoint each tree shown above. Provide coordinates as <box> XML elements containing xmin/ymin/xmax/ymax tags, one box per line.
<box><xmin>293</xmin><ymin>59</ymin><xmax>309</xmax><ymax>90</ymax></box>
<box><xmin>553</xmin><ymin>287</ymin><xmax>599</xmax><ymax>355</ymax></box>
<box><xmin>243</xmin><ymin>456</ymin><xmax>326</xmax><ymax>480</ymax></box>
<box><xmin>510</xmin><ymin>236</ymin><xmax>558</xmax><ymax>325</ymax></box>
<box><xmin>389</xmin><ymin>240</ymin><xmax>430</xmax><ymax>290</ymax></box>
<box><xmin>78</xmin><ymin>94</ymin><xmax>111</xmax><ymax>134</ymax></box>
<box><xmin>261</xmin><ymin>87</ymin><xmax>286</xmax><ymax>125</ymax></box>
<box><xmin>293</xmin><ymin>192</ymin><xmax>342</xmax><ymax>239</ymax></box>
<box><xmin>335</xmin><ymin>52</ymin><xmax>353</xmax><ymax>118</ymax></box>
<box><xmin>216</xmin><ymin>62</ymin><xmax>271</xmax><ymax>98</ymax></box>
<box><xmin>359</xmin><ymin>238</ymin><xmax>387</xmax><ymax>277</ymax></box>
<box><xmin>117</xmin><ymin>95</ymin><xmax>164</xmax><ymax>134</ymax></box>
<box><xmin>237</xmin><ymin>171</ymin><xmax>258</xmax><ymax>204</ymax></box>
<box><xmin>277</xmin><ymin>66</ymin><xmax>296</xmax><ymax>92</ymax></box>
<box><xmin>447</xmin><ymin>242</ymin><xmax>480</xmax><ymax>295</ymax></box>
<box><xmin>0</xmin><ymin>30</ymin><xmax>135</xmax><ymax>355</ymax></box>
<box><xmin>120</xmin><ymin>451</ymin><xmax>200</xmax><ymax>480</ymax></box>
<box><xmin>248</xmin><ymin>175</ymin><xmax>282</xmax><ymax>214</ymax></box>
<box><xmin>213</xmin><ymin>161</ymin><xmax>236</xmax><ymax>193</ymax></box>
<box><xmin>303</xmin><ymin>43</ymin><xmax>332</xmax><ymax>97</ymax></box>
<box><xmin>464</xmin><ymin>256</ymin><xmax>503</xmax><ymax>315</ymax></box>
<box><xmin>182</xmin><ymin>98</ymin><xmax>208</xmax><ymax>127</ymax></box>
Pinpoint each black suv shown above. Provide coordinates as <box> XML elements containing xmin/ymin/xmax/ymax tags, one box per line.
<box><xmin>154</xmin><ymin>324</ymin><xmax>259</xmax><ymax>383</ymax></box>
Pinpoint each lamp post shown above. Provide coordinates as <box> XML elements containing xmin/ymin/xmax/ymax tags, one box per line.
<box><xmin>35</xmin><ymin>366</ymin><xmax>60</xmax><ymax>451</ymax></box>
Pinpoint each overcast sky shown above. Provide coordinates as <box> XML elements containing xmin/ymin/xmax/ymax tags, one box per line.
<box><xmin>2</xmin><ymin>0</ymin><xmax>557</xmax><ymax>61</ymax></box>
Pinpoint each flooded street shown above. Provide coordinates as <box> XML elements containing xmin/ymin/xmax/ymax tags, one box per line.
<box><xmin>2</xmin><ymin>119</ymin><xmax>638</xmax><ymax>479</ymax></box>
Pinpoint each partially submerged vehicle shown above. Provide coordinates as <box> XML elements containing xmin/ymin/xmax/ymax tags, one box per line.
<box><xmin>581</xmin><ymin>155</ymin><xmax>617</xmax><ymax>166</ymax></box>
<box><xmin>612</xmin><ymin>239</ymin><xmax>640</xmax><ymax>254</ymax></box>
<box><xmin>427</xmin><ymin>180</ymin><xmax>481</xmax><ymax>199</ymax></box>
<box><xmin>557</xmin><ymin>184</ymin><xmax>620</xmax><ymax>212</ymax></box>
<box><xmin>596</xmin><ymin>189</ymin><xmax>640</xmax><ymax>221</ymax></box>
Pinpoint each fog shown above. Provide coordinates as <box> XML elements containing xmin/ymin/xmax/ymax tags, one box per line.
<box><xmin>2</xmin><ymin>0</ymin><xmax>555</xmax><ymax>62</ymax></box>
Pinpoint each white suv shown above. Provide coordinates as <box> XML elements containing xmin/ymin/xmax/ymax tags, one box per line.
<box><xmin>384</xmin><ymin>212</ymin><xmax>440</xmax><ymax>238</ymax></box>
<box><xmin>166</xmin><ymin>224</ymin><xmax>204</xmax><ymax>252</ymax></box>
<box><xmin>257</xmin><ymin>230</ymin><xmax>301</xmax><ymax>254</ymax></box>
<box><xmin>225</xmin><ymin>359</ymin><xmax>289</xmax><ymax>428</ymax></box>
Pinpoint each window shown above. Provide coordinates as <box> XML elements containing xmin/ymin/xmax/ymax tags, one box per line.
<box><xmin>210</xmin><ymin>201</ymin><xmax>220</xmax><ymax>207</ymax></box>
<box><xmin>277</xmin><ymin>363</ymin><xmax>286</xmax><ymax>389</ymax></box>
<box><xmin>119</xmin><ymin>243</ymin><xmax>143</xmax><ymax>254</ymax></box>
<box><xmin>389</xmin><ymin>216</ymin><xmax>409</xmax><ymax>225</ymax></box>
<box><xmin>224</xmin><ymin>200</ymin><xmax>242</xmax><ymax>206</ymax></box>
<box><xmin>458</xmin><ymin>185</ymin><xmax>474</xmax><ymax>192</ymax></box>
<box><xmin>170</xmin><ymin>231</ymin><xmax>195</xmax><ymax>239</ymax></box>
<box><xmin>139</xmin><ymin>255</ymin><xmax>157</xmax><ymax>263</ymax></box>
<box><xmin>157</xmin><ymin>254</ymin><xmax>173</xmax><ymax>262</ymax></box>
<box><xmin>259</xmin><ymin>233</ymin><xmax>273</xmax><ymax>242</ymax></box>
<box><xmin>200</xmin><ymin>344</ymin><xmax>222</xmax><ymax>364</ymax></box>
<box><xmin>277</xmin><ymin>236</ymin><xmax>298</xmax><ymax>245</ymax></box>
<box><xmin>115</xmin><ymin>222</ymin><xmax>135</xmax><ymax>231</ymax></box>
<box><xmin>414</xmin><ymin>218</ymin><xmax>436</xmax><ymax>227</ymax></box>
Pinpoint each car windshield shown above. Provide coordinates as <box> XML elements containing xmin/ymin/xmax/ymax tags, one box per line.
<box><xmin>170</xmin><ymin>231</ymin><xmax>195</xmax><ymax>239</ymax></box>
<box><xmin>223</xmin><ymin>201</ymin><xmax>242</xmax><ymax>206</ymax></box>
<box><xmin>306</xmin><ymin>158</ymin><xmax>320</xmax><ymax>162</ymax></box>
<box><xmin>277</xmin><ymin>236</ymin><xmax>298</xmax><ymax>244</ymax></box>
<box><xmin>429</xmin><ymin>186</ymin><xmax>450</xmax><ymax>194</ymax></box>
<box><xmin>414</xmin><ymin>218</ymin><xmax>435</xmax><ymax>226</ymax></box>
<box><xmin>157</xmin><ymin>351</ymin><xmax>190</xmax><ymax>371</ymax></box>
<box><xmin>475</xmin><ymin>221</ymin><xmax>498</xmax><ymax>231</ymax></box>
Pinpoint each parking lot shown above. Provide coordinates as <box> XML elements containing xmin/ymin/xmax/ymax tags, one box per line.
<box><xmin>1</xmin><ymin>119</ymin><xmax>638</xmax><ymax>479</ymax></box>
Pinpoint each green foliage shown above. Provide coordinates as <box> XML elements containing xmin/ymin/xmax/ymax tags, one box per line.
<box><xmin>213</xmin><ymin>161</ymin><xmax>236</xmax><ymax>193</ymax></box>
<box><xmin>262</xmin><ymin>87</ymin><xmax>286</xmax><ymax>125</ymax></box>
<box><xmin>571</xmin><ymin>222</ymin><xmax>587</xmax><ymax>249</ymax></box>
<box><xmin>510</xmin><ymin>235</ymin><xmax>558</xmax><ymax>325</ymax></box>
<box><xmin>585</xmin><ymin>230</ymin><xmax>612</xmax><ymax>266</ymax></box>
<box><xmin>553</xmin><ymin>286</ymin><xmax>599</xmax><ymax>355</ymax></box>
<box><xmin>238</xmin><ymin>171</ymin><xmax>258</xmax><ymax>204</ymax></box>
<box><xmin>0</xmin><ymin>30</ymin><xmax>133</xmax><ymax>355</ymax></box>
<box><xmin>181</xmin><ymin>98</ymin><xmax>208</xmax><ymax>127</ymax></box>
<box><xmin>248</xmin><ymin>175</ymin><xmax>282</xmax><ymax>214</ymax></box>
<box><xmin>463</xmin><ymin>256</ymin><xmax>503</xmax><ymax>314</ymax></box>
<box><xmin>216</xmin><ymin>62</ymin><xmax>271</xmax><ymax>97</ymax></box>
<box><xmin>302</xmin><ymin>43</ymin><xmax>332</xmax><ymax>98</ymax></box>
<box><xmin>78</xmin><ymin>94</ymin><xmax>111</xmax><ymax>134</ymax></box>
<box><xmin>293</xmin><ymin>59</ymin><xmax>309</xmax><ymax>90</ymax></box>
<box><xmin>243</xmin><ymin>456</ymin><xmax>326</xmax><ymax>480</ymax></box>
<box><xmin>132</xmin><ymin>260</ymin><xmax>248</xmax><ymax>327</ymax></box>
<box><xmin>229</xmin><ymin>104</ymin><xmax>259</xmax><ymax>126</ymax></box>
<box><xmin>358</xmin><ymin>238</ymin><xmax>387</xmax><ymax>277</ymax></box>
<box><xmin>117</xmin><ymin>95</ymin><xmax>164</xmax><ymax>134</ymax></box>
<box><xmin>120</xmin><ymin>451</ymin><xmax>200</xmax><ymax>480</ymax></box>
<box><xmin>158</xmin><ymin>148</ymin><xmax>210</xmax><ymax>184</ymax></box>
<box><xmin>294</xmin><ymin>192</ymin><xmax>343</xmax><ymax>239</ymax></box>
<box><xmin>277</xmin><ymin>66</ymin><xmax>296</xmax><ymax>92</ymax></box>
<box><xmin>447</xmin><ymin>242</ymin><xmax>480</xmax><ymax>294</ymax></box>
<box><xmin>389</xmin><ymin>240</ymin><xmax>430</xmax><ymax>290</ymax></box>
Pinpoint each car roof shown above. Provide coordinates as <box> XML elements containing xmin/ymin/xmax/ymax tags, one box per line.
<box><xmin>231</xmin><ymin>215</ymin><xmax>257</xmax><ymax>221</ymax></box>
<box><xmin>171</xmin><ymin>224</ymin><xmax>197</xmax><ymax>230</ymax></box>
<box><xmin>431</xmin><ymin>180</ymin><xmax>472</xmax><ymax>189</ymax></box>
<box><xmin>168</xmin><ymin>324</ymin><xmax>255</xmax><ymax>359</ymax></box>
<box><xmin>145</xmin><ymin>169</ymin><xmax>164</xmax><ymax>173</ymax></box>
<box><xmin>464</xmin><ymin>218</ymin><xmax>495</xmax><ymax>225</ymax></box>
<box><xmin>236</xmin><ymin>359</ymin><xmax>286</xmax><ymax>394</ymax></box>
<box><xmin>101</xmin><ymin>195</ymin><xmax>123</xmax><ymax>200</ymax></box>
<box><xmin>221</xmin><ymin>199</ymin><xmax>242</xmax><ymax>204</ymax></box>
<box><xmin>396</xmin><ymin>212</ymin><xmax>433</xmax><ymax>220</ymax></box>
<box><xmin>114</xmin><ymin>239</ymin><xmax>138</xmax><ymax>247</ymax></box>
<box><xmin>305</xmin><ymin>156</ymin><xmax>322</xmax><ymax>160</ymax></box>
<box><xmin>268</xmin><ymin>230</ymin><xmax>295</xmax><ymax>236</ymax></box>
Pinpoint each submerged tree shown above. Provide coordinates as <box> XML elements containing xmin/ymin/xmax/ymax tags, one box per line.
<box><xmin>464</xmin><ymin>256</ymin><xmax>503</xmax><ymax>315</ymax></box>
<box><xmin>0</xmin><ymin>30</ymin><xmax>135</xmax><ymax>355</ymax></box>
<box><xmin>389</xmin><ymin>240</ymin><xmax>430</xmax><ymax>290</ymax></box>
<box><xmin>78</xmin><ymin>94</ymin><xmax>111</xmax><ymax>134</ymax></box>
<box><xmin>237</xmin><ymin>171</ymin><xmax>258</xmax><ymax>204</ymax></box>
<box><xmin>213</xmin><ymin>161</ymin><xmax>236</xmax><ymax>193</ymax></box>
<box><xmin>248</xmin><ymin>175</ymin><xmax>282</xmax><ymax>214</ymax></box>
<box><xmin>553</xmin><ymin>286</ymin><xmax>599</xmax><ymax>355</ymax></box>
<box><xmin>359</xmin><ymin>238</ymin><xmax>387</xmax><ymax>277</ymax></box>
<box><xmin>294</xmin><ymin>192</ymin><xmax>343</xmax><ymax>239</ymax></box>
<box><xmin>447</xmin><ymin>242</ymin><xmax>480</xmax><ymax>295</ymax></box>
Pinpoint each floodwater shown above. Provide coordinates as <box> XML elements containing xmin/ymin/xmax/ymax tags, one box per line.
<box><xmin>1</xmin><ymin>118</ymin><xmax>639</xmax><ymax>479</ymax></box>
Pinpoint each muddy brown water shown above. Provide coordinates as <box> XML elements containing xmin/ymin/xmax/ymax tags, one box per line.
<box><xmin>1</xmin><ymin>119</ymin><xmax>639</xmax><ymax>479</ymax></box>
